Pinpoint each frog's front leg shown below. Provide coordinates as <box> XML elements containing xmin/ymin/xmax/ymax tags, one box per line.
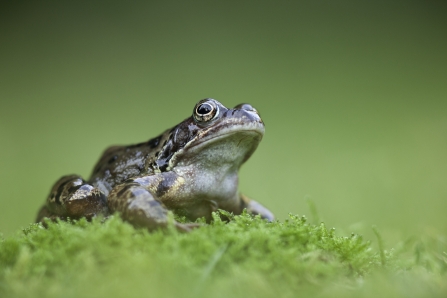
<box><xmin>239</xmin><ymin>194</ymin><xmax>275</xmax><ymax>221</ymax></box>
<box><xmin>36</xmin><ymin>175</ymin><xmax>108</xmax><ymax>223</ymax></box>
<box><xmin>107</xmin><ymin>173</ymin><xmax>198</xmax><ymax>232</ymax></box>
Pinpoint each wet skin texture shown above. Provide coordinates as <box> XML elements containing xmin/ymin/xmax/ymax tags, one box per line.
<box><xmin>36</xmin><ymin>99</ymin><xmax>274</xmax><ymax>231</ymax></box>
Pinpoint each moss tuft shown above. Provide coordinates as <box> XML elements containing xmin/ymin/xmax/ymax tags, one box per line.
<box><xmin>0</xmin><ymin>213</ymin><xmax>445</xmax><ymax>298</ymax></box>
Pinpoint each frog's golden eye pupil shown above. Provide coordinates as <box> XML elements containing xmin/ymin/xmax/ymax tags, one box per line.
<box><xmin>197</xmin><ymin>103</ymin><xmax>213</xmax><ymax>115</ymax></box>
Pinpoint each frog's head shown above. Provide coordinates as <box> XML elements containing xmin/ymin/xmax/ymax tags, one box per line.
<box><xmin>156</xmin><ymin>98</ymin><xmax>264</xmax><ymax>172</ymax></box>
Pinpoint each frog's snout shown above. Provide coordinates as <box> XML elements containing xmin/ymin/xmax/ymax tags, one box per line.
<box><xmin>225</xmin><ymin>106</ymin><xmax>263</xmax><ymax>125</ymax></box>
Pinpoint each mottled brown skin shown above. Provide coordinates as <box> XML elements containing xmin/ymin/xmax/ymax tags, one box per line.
<box><xmin>36</xmin><ymin>99</ymin><xmax>274</xmax><ymax>231</ymax></box>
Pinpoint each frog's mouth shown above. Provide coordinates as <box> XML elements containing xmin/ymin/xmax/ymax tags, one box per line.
<box><xmin>166</xmin><ymin>122</ymin><xmax>263</xmax><ymax>171</ymax></box>
<box><xmin>188</xmin><ymin>120</ymin><xmax>265</xmax><ymax>150</ymax></box>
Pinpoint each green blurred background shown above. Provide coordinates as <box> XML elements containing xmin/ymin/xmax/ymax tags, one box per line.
<box><xmin>1</xmin><ymin>1</ymin><xmax>446</xmax><ymax>244</ymax></box>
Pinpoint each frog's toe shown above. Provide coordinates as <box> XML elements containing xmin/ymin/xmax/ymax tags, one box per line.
<box><xmin>247</xmin><ymin>200</ymin><xmax>275</xmax><ymax>221</ymax></box>
<box><xmin>240</xmin><ymin>194</ymin><xmax>275</xmax><ymax>221</ymax></box>
<box><xmin>175</xmin><ymin>222</ymin><xmax>202</xmax><ymax>233</ymax></box>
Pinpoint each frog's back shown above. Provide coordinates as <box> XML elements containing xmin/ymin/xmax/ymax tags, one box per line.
<box><xmin>88</xmin><ymin>132</ymin><xmax>170</xmax><ymax>194</ymax></box>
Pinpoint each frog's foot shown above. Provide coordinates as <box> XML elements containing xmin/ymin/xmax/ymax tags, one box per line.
<box><xmin>36</xmin><ymin>205</ymin><xmax>64</xmax><ymax>225</ymax></box>
<box><xmin>175</xmin><ymin>222</ymin><xmax>201</xmax><ymax>233</ymax></box>
<box><xmin>239</xmin><ymin>194</ymin><xmax>275</xmax><ymax>221</ymax></box>
<box><xmin>36</xmin><ymin>175</ymin><xmax>108</xmax><ymax>223</ymax></box>
<box><xmin>108</xmin><ymin>180</ymin><xmax>195</xmax><ymax>232</ymax></box>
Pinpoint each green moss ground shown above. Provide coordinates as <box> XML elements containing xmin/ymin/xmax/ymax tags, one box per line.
<box><xmin>0</xmin><ymin>212</ymin><xmax>446</xmax><ymax>298</ymax></box>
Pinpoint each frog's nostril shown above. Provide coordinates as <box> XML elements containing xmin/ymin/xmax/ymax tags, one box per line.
<box><xmin>234</xmin><ymin>103</ymin><xmax>257</xmax><ymax>113</ymax></box>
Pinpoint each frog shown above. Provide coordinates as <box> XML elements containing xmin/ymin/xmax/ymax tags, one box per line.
<box><xmin>36</xmin><ymin>98</ymin><xmax>274</xmax><ymax>232</ymax></box>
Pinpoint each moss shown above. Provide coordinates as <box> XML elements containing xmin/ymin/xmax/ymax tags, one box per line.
<box><xmin>0</xmin><ymin>212</ymin><xmax>445</xmax><ymax>298</ymax></box>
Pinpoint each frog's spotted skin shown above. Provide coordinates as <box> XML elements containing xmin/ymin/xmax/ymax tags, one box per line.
<box><xmin>36</xmin><ymin>99</ymin><xmax>274</xmax><ymax>231</ymax></box>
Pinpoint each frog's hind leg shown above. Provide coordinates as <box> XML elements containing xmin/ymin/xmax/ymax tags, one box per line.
<box><xmin>36</xmin><ymin>175</ymin><xmax>108</xmax><ymax>223</ymax></box>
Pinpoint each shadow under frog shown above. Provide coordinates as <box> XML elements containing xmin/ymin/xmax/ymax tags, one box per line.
<box><xmin>36</xmin><ymin>98</ymin><xmax>274</xmax><ymax>232</ymax></box>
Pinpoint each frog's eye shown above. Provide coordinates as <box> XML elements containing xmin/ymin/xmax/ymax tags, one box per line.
<box><xmin>193</xmin><ymin>100</ymin><xmax>218</xmax><ymax>122</ymax></box>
